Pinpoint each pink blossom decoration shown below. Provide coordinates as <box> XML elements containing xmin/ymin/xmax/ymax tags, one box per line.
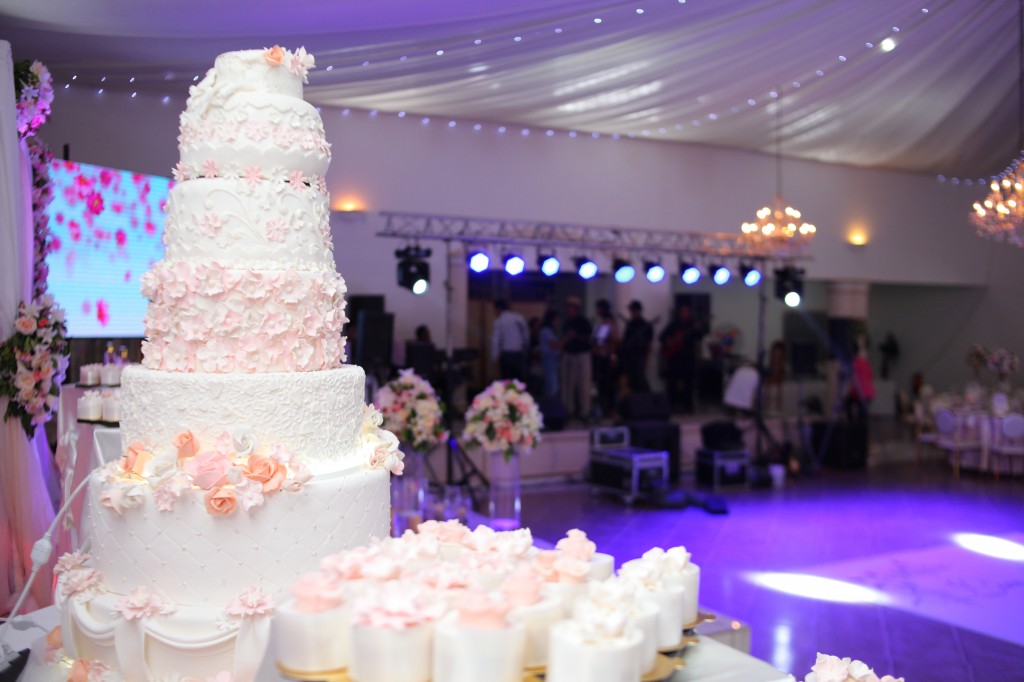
<box><xmin>288</xmin><ymin>170</ymin><xmax>306</xmax><ymax>190</ymax></box>
<box><xmin>60</xmin><ymin>568</ymin><xmax>103</xmax><ymax>600</ymax></box>
<box><xmin>54</xmin><ymin>551</ymin><xmax>90</xmax><ymax>575</ymax></box>
<box><xmin>225</xmin><ymin>586</ymin><xmax>274</xmax><ymax>618</ymax></box>
<box><xmin>233</xmin><ymin>476</ymin><xmax>265</xmax><ymax>511</ymax></box>
<box><xmin>116</xmin><ymin>586</ymin><xmax>176</xmax><ymax>621</ymax></box>
<box><xmin>202</xmin><ymin>159</ymin><xmax>219</xmax><ymax>178</ymax></box>
<box><xmin>243</xmin><ymin>166</ymin><xmax>263</xmax><ymax>185</ymax></box>
<box><xmin>201</xmin><ymin>212</ymin><xmax>224</xmax><ymax>238</ymax></box>
<box><xmin>265</xmin><ymin>217</ymin><xmax>288</xmax><ymax>242</ymax></box>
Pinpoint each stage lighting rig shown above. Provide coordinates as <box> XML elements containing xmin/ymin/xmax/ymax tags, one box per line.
<box><xmin>644</xmin><ymin>261</ymin><xmax>666</xmax><ymax>283</ymax></box>
<box><xmin>774</xmin><ymin>265</ymin><xmax>804</xmax><ymax>307</ymax></box>
<box><xmin>396</xmin><ymin>246</ymin><xmax>431</xmax><ymax>295</ymax></box>
<box><xmin>710</xmin><ymin>263</ymin><xmax>731</xmax><ymax>286</ymax></box>
<box><xmin>504</xmin><ymin>253</ymin><xmax>526</xmax><ymax>276</ymax></box>
<box><xmin>613</xmin><ymin>258</ymin><xmax>635</xmax><ymax>283</ymax></box>
<box><xmin>741</xmin><ymin>264</ymin><xmax>762</xmax><ymax>287</ymax></box>
<box><xmin>467</xmin><ymin>249</ymin><xmax>490</xmax><ymax>273</ymax></box>
<box><xmin>680</xmin><ymin>262</ymin><xmax>701</xmax><ymax>285</ymax></box>
<box><xmin>576</xmin><ymin>257</ymin><xmax>598</xmax><ymax>280</ymax></box>
<box><xmin>538</xmin><ymin>253</ymin><xmax>561</xmax><ymax>276</ymax></box>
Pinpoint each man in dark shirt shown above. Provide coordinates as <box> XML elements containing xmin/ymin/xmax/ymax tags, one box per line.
<box><xmin>659</xmin><ymin>303</ymin><xmax>703</xmax><ymax>412</ymax></box>
<box><xmin>620</xmin><ymin>300</ymin><xmax>653</xmax><ymax>393</ymax></box>
<box><xmin>561</xmin><ymin>296</ymin><xmax>593</xmax><ymax>420</ymax></box>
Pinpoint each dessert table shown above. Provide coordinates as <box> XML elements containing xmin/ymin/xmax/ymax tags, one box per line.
<box><xmin>4</xmin><ymin>607</ymin><xmax>792</xmax><ymax>682</ymax></box>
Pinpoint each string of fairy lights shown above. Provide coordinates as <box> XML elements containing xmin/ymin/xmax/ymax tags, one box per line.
<box><xmin>52</xmin><ymin>0</ymin><xmax>964</xmax><ymax>181</ymax></box>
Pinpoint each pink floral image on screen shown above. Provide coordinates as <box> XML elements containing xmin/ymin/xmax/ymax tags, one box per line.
<box><xmin>46</xmin><ymin>161</ymin><xmax>170</xmax><ymax>337</ymax></box>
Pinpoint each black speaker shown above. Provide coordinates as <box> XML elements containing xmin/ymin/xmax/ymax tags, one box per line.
<box><xmin>619</xmin><ymin>392</ymin><xmax>671</xmax><ymax>420</ymax></box>
<box><xmin>355</xmin><ymin>312</ymin><xmax>394</xmax><ymax>369</ymax></box>
<box><xmin>791</xmin><ymin>341</ymin><xmax>817</xmax><ymax>377</ymax></box>
<box><xmin>538</xmin><ymin>395</ymin><xmax>568</xmax><ymax>432</ymax></box>
<box><xmin>700</xmin><ymin>421</ymin><xmax>744</xmax><ymax>451</ymax></box>
<box><xmin>811</xmin><ymin>421</ymin><xmax>868</xmax><ymax>469</ymax></box>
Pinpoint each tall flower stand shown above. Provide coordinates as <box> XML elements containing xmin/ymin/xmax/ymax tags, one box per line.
<box><xmin>488</xmin><ymin>450</ymin><xmax>522</xmax><ymax>530</ymax></box>
<box><xmin>391</xmin><ymin>449</ymin><xmax>428</xmax><ymax>535</ymax></box>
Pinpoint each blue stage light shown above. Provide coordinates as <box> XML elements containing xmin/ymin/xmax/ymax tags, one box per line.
<box><xmin>613</xmin><ymin>258</ymin><xmax>635</xmax><ymax>283</ymax></box>
<box><xmin>576</xmin><ymin>257</ymin><xmax>598</xmax><ymax>280</ymax></box>
<box><xmin>504</xmin><ymin>254</ymin><xmax>525</xmax><ymax>276</ymax></box>
<box><xmin>644</xmin><ymin>262</ymin><xmax>665</xmax><ymax>283</ymax></box>
<box><xmin>539</xmin><ymin>254</ymin><xmax>560</xmax><ymax>276</ymax></box>
<box><xmin>680</xmin><ymin>262</ymin><xmax>701</xmax><ymax>285</ymax></box>
<box><xmin>467</xmin><ymin>250</ymin><xmax>490</xmax><ymax>273</ymax></box>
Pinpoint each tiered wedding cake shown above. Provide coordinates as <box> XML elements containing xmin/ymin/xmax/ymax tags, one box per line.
<box><xmin>49</xmin><ymin>47</ymin><xmax>399</xmax><ymax>681</ymax></box>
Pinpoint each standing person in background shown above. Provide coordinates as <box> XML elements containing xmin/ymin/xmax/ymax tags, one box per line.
<box><xmin>538</xmin><ymin>310</ymin><xmax>562</xmax><ymax>397</ymax></box>
<box><xmin>846</xmin><ymin>339</ymin><xmax>875</xmax><ymax>423</ymax></box>
<box><xmin>620</xmin><ymin>300</ymin><xmax>653</xmax><ymax>393</ymax></box>
<box><xmin>659</xmin><ymin>303</ymin><xmax>704</xmax><ymax>413</ymax></box>
<box><xmin>561</xmin><ymin>296</ymin><xmax>593</xmax><ymax>421</ymax></box>
<box><xmin>591</xmin><ymin>299</ymin><xmax>619</xmax><ymax>416</ymax></box>
<box><xmin>491</xmin><ymin>299</ymin><xmax>529</xmax><ymax>381</ymax></box>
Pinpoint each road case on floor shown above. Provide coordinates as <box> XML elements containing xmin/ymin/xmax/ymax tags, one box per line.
<box><xmin>590</xmin><ymin>446</ymin><xmax>669</xmax><ymax>505</ymax></box>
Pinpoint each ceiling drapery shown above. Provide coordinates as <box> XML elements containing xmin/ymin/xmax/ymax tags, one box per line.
<box><xmin>1</xmin><ymin>0</ymin><xmax>1019</xmax><ymax>177</ymax></box>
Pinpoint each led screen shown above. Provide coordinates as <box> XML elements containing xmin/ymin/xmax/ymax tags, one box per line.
<box><xmin>46</xmin><ymin>160</ymin><xmax>170</xmax><ymax>337</ymax></box>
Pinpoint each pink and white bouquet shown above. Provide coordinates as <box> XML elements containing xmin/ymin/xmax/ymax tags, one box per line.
<box><xmin>986</xmin><ymin>347</ymin><xmax>1019</xmax><ymax>380</ymax></box>
<box><xmin>0</xmin><ymin>295</ymin><xmax>69</xmax><ymax>437</ymax></box>
<box><xmin>463</xmin><ymin>379</ymin><xmax>543</xmax><ymax>460</ymax></box>
<box><xmin>374</xmin><ymin>369</ymin><xmax>448</xmax><ymax>454</ymax></box>
<box><xmin>803</xmin><ymin>653</ymin><xmax>903</xmax><ymax>682</ymax></box>
<box><xmin>14</xmin><ymin>59</ymin><xmax>53</xmax><ymax>139</ymax></box>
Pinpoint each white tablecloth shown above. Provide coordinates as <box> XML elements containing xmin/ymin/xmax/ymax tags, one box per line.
<box><xmin>6</xmin><ymin>607</ymin><xmax>791</xmax><ymax>682</ymax></box>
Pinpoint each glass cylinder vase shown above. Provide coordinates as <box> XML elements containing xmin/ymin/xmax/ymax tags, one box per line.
<box><xmin>391</xmin><ymin>449</ymin><xmax>428</xmax><ymax>535</ymax></box>
<box><xmin>488</xmin><ymin>449</ymin><xmax>522</xmax><ymax>531</ymax></box>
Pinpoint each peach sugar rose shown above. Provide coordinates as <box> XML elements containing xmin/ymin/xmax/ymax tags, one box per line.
<box><xmin>173</xmin><ymin>430</ymin><xmax>199</xmax><ymax>461</ymax></box>
<box><xmin>264</xmin><ymin>45</ymin><xmax>285</xmax><ymax>65</ymax></box>
<box><xmin>243</xmin><ymin>454</ymin><xmax>287</xmax><ymax>493</ymax></box>
<box><xmin>205</xmin><ymin>486</ymin><xmax>238</xmax><ymax>516</ymax></box>
<box><xmin>120</xmin><ymin>443</ymin><xmax>153</xmax><ymax>477</ymax></box>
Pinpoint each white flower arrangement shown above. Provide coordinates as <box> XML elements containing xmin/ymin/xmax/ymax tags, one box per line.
<box><xmin>986</xmin><ymin>347</ymin><xmax>1020</xmax><ymax>379</ymax></box>
<box><xmin>1</xmin><ymin>295</ymin><xmax>68</xmax><ymax>436</ymax></box>
<box><xmin>374</xmin><ymin>369</ymin><xmax>448</xmax><ymax>453</ymax></box>
<box><xmin>463</xmin><ymin>379</ymin><xmax>543</xmax><ymax>460</ymax></box>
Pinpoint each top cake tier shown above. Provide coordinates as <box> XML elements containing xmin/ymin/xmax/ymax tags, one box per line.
<box><xmin>179</xmin><ymin>48</ymin><xmax>329</xmax><ymax>179</ymax></box>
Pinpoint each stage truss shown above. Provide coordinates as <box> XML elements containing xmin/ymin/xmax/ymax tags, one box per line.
<box><xmin>377</xmin><ymin>210</ymin><xmax>808</xmax><ymax>264</ymax></box>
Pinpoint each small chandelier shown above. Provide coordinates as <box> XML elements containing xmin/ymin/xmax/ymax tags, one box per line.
<box><xmin>741</xmin><ymin>194</ymin><xmax>817</xmax><ymax>246</ymax></box>
<box><xmin>741</xmin><ymin>86</ymin><xmax>816</xmax><ymax>256</ymax></box>
<box><xmin>970</xmin><ymin>0</ymin><xmax>1024</xmax><ymax>246</ymax></box>
<box><xmin>971</xmin><ymin>160</ymin><xmax>1024</xmax><ymax>245</ymax></box>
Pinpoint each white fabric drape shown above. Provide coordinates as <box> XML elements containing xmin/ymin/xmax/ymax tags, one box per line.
<box><xmin>0</xmin><ymin>39</ymin><xmax>56</xmax><ymax>612</ymax></box>
<box><xmin>0</xmin><ymin>0</ymin><xmax>1019</xmax><ymax>176</ymax></box>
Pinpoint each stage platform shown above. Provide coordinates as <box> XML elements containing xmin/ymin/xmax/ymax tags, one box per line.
<box><xmin>459</xmin><ymin>413</ymin><xmax>801</xmax><ymax>484</ymax></box>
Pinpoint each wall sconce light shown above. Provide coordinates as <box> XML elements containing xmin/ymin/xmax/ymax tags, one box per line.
<box><xmin>847</xmin><ymin>228</ymin><xmax>869</xmax><ymax>247</ymax></box>
<box><xmin>332</xmin><ymin>196</ymin><xmax>368</xmax><ymax>221</ymax></box>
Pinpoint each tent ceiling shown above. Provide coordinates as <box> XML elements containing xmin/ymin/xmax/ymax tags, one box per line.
<box><xmin>2</xmin><ymin>0</ymin><xmax>1019</xmax><ymax>177</ymax></box>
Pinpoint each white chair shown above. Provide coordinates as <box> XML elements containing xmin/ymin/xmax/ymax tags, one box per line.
<box><xmin>723</xmin><ymin>366</ymin><xmax>759</xmax><ymax>412</ymax></box>
<box><xmin>934</xmin><ymin>408</ymin><xmax>981</xmax><ymax>479</ymax></box>
<box><xmin>991</xmin><ymin>413</ymin><xmax>1024</xmax><ymax>480</ymax></box>
<box><xmin>913</xmin><ymin>400</ymin><xmax>938</xmax><ymax>463</ymax></box>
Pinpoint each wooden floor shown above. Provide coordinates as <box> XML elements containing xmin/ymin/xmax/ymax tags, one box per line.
<box><xmin>520</xmin><ymin>458</ymin><xmax>1024</xmax><ymax>681</ymax></box>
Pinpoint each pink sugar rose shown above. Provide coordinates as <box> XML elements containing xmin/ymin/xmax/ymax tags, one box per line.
<box><xmin>204</xmin><ymin>486</ymin><xmax>238</xmax><ymax>516</ymax></box>
<box><xmin>184</xmin><ymin>450</ymin><xmax>233</xmax><ymax>490</ymax></box>
<box><xmin>174</xmin><ymin>430</ymin><xmax>200</xmax><ymax>462</ymax></box>
<box><xmin>243</xmin><ymin>454</ymin><xmax>287</xmax><ymax>493</ymax></box>
<box><xmin>54</xmin><ymin>551</ymin><xmax>90</xmax><ymax>575</ymax></box>
<box><xmin>43</xmin><ymin>626</ymin><xmax>62</xmax><ymax>662</ymax></box>
<box><xmin>14</xmin><ymin>316</ymin><xmax>37</xmax><ymax>335</ymax></box>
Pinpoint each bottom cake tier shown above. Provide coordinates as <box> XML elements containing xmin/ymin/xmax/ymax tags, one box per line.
<box><xmin>47</xmin><ymin>464</ymin><xmax>390</xmax><ymax>681</ymax></box>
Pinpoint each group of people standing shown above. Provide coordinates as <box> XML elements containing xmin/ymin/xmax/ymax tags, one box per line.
<box><xmin>491</xmin><ymin>297</ymin><xmax>705</xmax><ymax>420</ymax></box>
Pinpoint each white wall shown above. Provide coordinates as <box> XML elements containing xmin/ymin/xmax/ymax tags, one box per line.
<box><xmin>41</xmin><ymin>88</ymin><xmax>1024</xmax><ymax>391</ymax></box>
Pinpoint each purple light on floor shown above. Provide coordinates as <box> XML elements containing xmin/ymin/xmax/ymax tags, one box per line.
<box><xmin>748</xmin><ymin>572</ymin><xmax>890</xmax><ymax>604</ymax></box>
<box><xmin>953</xmin><ymin>533</ymin><xmax>1024</xmax><ymax>561</ymax></box>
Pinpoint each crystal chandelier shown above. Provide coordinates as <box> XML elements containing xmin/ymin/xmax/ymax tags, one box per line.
<box><xmin>741</xmin><ymin>86</ymin><xmax>816</xmax><ymax>256</ymax></box>
<box><xmin>970</xmin><ymin>0</ymin><xmax>1024</xmax><ymax>246</ymax></box>
<box><xmin>971</xmin><ymin>162</ymin><xmax>1024</xmax><ymax>245</ymax></box>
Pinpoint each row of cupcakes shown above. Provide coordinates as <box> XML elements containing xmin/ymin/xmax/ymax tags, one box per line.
<box><xmin>77</xmin><ymin>389</ymin><xmax>121</xmax><ymax>422</ymax></box>
<box><xmin>273</xmin><ymin>522</ymin><xmax>699</xmax><ymax>682</ymax></box>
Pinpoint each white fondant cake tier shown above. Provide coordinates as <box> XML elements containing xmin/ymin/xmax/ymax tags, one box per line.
<box><xmin>188</xmin><ymin>51</ymin><xmax>303</xmax><ymax>116</ymax></box>
<box><xmin>84</xmin><ymin>466</ymin><xmax>390</xmax><ymax>605</ymax></box>
<box><xmin>179</xmin><ymin>93</ymin><xmax>330</xmax><ymax>179</ymax></box>
<box><xmin>163</xmin><ymin>178</ymin><xmax>333</xmax><ymax>268</ymax></box>
<box><xmin>118</xmin><ymin>366</ymin><xmax>365</xmax><ymax>472</ymax></box>
<box><xmin>139</xmin><ymin>263</ymin><xmax>346</xmax><ymax>373</ymax></box>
